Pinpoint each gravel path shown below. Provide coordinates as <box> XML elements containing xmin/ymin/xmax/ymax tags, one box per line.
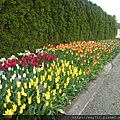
<box><xmin>81</xmin><ymin>59</ymin><xmax>120</xmax><ymax>115</ymax></box>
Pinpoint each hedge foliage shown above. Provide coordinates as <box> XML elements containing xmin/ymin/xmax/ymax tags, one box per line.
<box><xmin>0</xmin><ymin>0</ymin><xmax>117</xmax><ymax>58</ymax></box>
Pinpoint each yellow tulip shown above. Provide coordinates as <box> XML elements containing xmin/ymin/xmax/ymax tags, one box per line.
<box><xmin>64</xmin><ymin>83</ymin><xmax>67</xmax><ymax>89</ymax></box>
<box><xmin>21</xmin><ymin>92</ymin><xmax>27</xmax><ymax>97</ymax></box>
<box><xmin>40</xmin><ymin>81</ymin><xmax>43</xmax><ymax>85</ymax></box>
<box><xmin>36</xmin><ymin>96</ymin><xmax>40</xmax><ymax>104</ymax></box>
<box><xmin>44</xmin><ymin>71</ymin><xmax>47</xmax><ymax>76</ymax></box>
<box><xmin>6</xmin><ymin>95</ymin><xmax>10</xmax><ymax>103</ymax></box>
<box><xmin>56</xmin><ymin>58</ymin><xmax>58</xmax><ymax>62</ymax></box>
<box><xmin>21</xmin><ymin>87</ymin><xmax>27</xmax><ymax>96</ymax></box>
<box><xmin>57</xmin><ymin>69</ymin><xmax>60</xmax><ymax>75</ymax></box>
<box><xmin>79</xmin><ymin>69</ymin><xmax>82</xmax><ymax>75</ymax></box>
<box><xmin>43</xmin><ymin>82</ymin><xmax>47</xmax><ymax>88</ymax></box>
<box><xmin>70</xmin><ymin>70</ymin><xmax>72</xmax><ymax>74</ymax></box>
<box><xmin>42</xmin><ymin>75</ymin><xmax>45</xmax><ymax>81</ymax></box>
<box><xmin>36</xmin><ymin>89</ymin><xmax>39</xmax><ymax>96</ymax></box>
<box><xmin>73</xmin><ymin>67</ymin><xmax>78</xmax><ymax>74</ymax></box>
<box><xmin>61</xmin><ymin>60</ymin><xmax>63</xmax><ymax>63</ymax></box>
<box><xmin>48</xmin><ymin>75</ymin><xmax>52</xmax><ymax>81</ymax></box>
<box><xmin>72</xmin><ymin>74</ymin><xmax>74</xmax><ymax>78</ymax></box>
<box><xmin>51</xmin><ymin>71</ymin><xmax>53</xmax><ymax>76</ymax></box>
<box><xmin>36</xmin><ymin>77</ymin><xmax>38</xmax><ymax>83</ymax></box>
<box><xmin>3</xmin><ymin>109</ymin><xmax>14</xmax><ymax>115</ymax></box>
<box><xmin>48</xmin><ymin>86</ymin><xmax>51</xmax><ymax>91</ymax></box>
<box><xmin>28</xmin><ymin>97</ymin><xmax>32</xmax><ymax>104</ymax></box>
<box><xmin>76</xmin><ymin>73</ymin><xmax>78</xmax><ymax>76</ymax></box>
<box><xmin>48</xmin><ymin>67</ymin><xmax>52</xmax><ymax>72</ymax></box>
<box><xmin>24</xmin><ymin>83</ymin><xmax>27</xmax><ymax>89</ymax></box>
<box><xmin>55</xmin><ymin>77</ymin><xmax>60</xmax><ymax>83</ymax></box>
<box><xmin>7</xmin><ymin>89</ymin><xmax>11</xmax><ymax>96</ymax></box>
<box><xmin>12</xmin><ymin>104</ymin><xmax>17</xmax><ymax>112</ymax></box>
<box><xmin>16</xmin><ymin>81</ymin><xmax>21</xmax><ymax>88</ymax></box>
<box><xmin>17</xmin><ymin>99</ymin><xmax>21</xmax><ymax>106</ymax></box>
<box><xmin>50</xmin><ymin>104</ymin><xmax>52</xmax><ymax>107</ymax></box>
<box><xmin>7</xmin><ymin>89</ymin><xmax>10</xmax><ymax>94</ymax></box>
<box><xmin>63</xmin><ymin>72</ymin><xmax>66</xmax><ymax>76</ymax></box>
<box><xmin>45</xmin><ymin>101</ymin><xmax>49</xmax><ymax>107</ymax></box>
<box><xmin>56</xmin><ymin>83</ymin><xmax>60</xmax><ymax>89</ymax></box>
<box><xmin>44</xmin><ymin>92</ymin><xmax>50</xmax><ymax>100</ymax></box>
<box><xmin>3</xmin><ymin>103</ymin><xmax>7</xmax><ymax>108</ymax></box>
<box><xmin>21</xmin><ymin>87</ymin><xmax>24</xmax><ymax>94</ymax></box>
<box><xmin>17</xmin><ymin>92</ymin><xmax>21</xmax><ymax>99</ymax></box>
<box><xmin>62</xmin><ymin>68</ymin><xmax>64</xmax><ymax>73</ymax></box>
<box><xmin>62</xmin><ymin>93</ymin><xmax>65</xmax><ymax>96</ymax></box>
<box><xmin>57</xmin><ymin>63</ymin><xmax>59</xmax><ymax>66</ymax></box>
<box><xmin>36</xmin><ymin>67</ymin><xmax>41</xmax><ymax>73</ymax></box>
<box><xmin>19</xmin><ymin>107</ymin><xmax>23</xmax><ymax>114</ymax></box>
<box><xmin>29</xmin><ymin>82</ymin><xmax>31</xmax><ymax>88</ymax></box>
<box><xmin>67</xmin><ymin>71</ymin><xmax>69</xmax><ymax>76</ymax></box>
<box><xmin>59</xmin><ymin>89</ymin><xmax>62</xmax><ymax>94</ymax></box>
<box><xmin>53</xmin><ymin>96</ymin><xmax>56</xmax><ymax>100</ymax></box>
<box><xmin>55</xmin><ymin>72</ymin><xmax>57</xmax><ymax>76</ymax></box>
<box><xmin>34</xmin><ymin>82</ymin><xmax>38</xmax><ymax>87</ymax></box>
<box><xmin>30</xmin><ymin>79</ymin><xmax>34</xmax><ymax>86</ymax></box>
<box><xmin>42</xmin><ymin>62</ymin><xmax>44</xmax><ymax>67</ymax></box>
<box><xmin>83</xmin><ymin>72</ymin><xmax>86</xmax><ymax>76</ymax></box>
<box><xmin>53</xmin><ymin>60</ymin><xmax>56</xmax><ymax>65</ymax></box>
<box><xmin>67</xmin><ymin>77</ymin><xmax>70</xmax><ymax>83</ymax></box>
<box><xmin>21</xmin><ymin>104</ymin><xmax>26</xmax><ymax>109</ymax></box>
<box><xmin>52</xmin><ymin>89</ymin><xmax>56</xmax><ymax>96</ymax></box>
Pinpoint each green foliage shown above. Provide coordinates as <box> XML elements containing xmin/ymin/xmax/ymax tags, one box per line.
<box><xmin>0</xmin><ymin>0</ymin><xmax>117</xmax><ymax>58</ymax></box>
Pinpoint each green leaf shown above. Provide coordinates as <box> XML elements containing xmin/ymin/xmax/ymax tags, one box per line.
<box><xmin>57</xmin><ymin>109</ymin><xmax>66</xmax><ymax>115</ymax></box>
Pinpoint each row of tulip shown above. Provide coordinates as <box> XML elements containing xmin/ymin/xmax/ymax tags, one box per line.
<box><xmin>0</xmin><ymin>40</ymin><xmax>120</xmax><ymax>116</ymax></box>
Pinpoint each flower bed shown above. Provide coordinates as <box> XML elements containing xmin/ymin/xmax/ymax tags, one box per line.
<box><xmin>116</xmin><ymin>37</ymin><xmax>120</xmax><ymax>40</ymax></box>
<box><xmin>0</xmin><ymin>40</ymin><xmax>120</xmax><ymax>116</ymax></box>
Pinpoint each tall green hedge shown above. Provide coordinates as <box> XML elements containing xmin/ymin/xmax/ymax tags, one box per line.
<box><xmin>0</xmin><ymin>0</ymin><xmax>117</xmax><ymax>58</ymax></box>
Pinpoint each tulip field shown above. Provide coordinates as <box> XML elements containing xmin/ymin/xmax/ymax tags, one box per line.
<box><xmin>0</xmin><ymin>40</ymin><xmax>120</xmax><ymax>116</ymax></box>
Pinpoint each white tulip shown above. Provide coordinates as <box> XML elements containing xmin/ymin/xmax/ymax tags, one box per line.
<box><xmin>11</xmin><ymin>76</ymin><xmax>14</xmax><ymax>80</ymax></box>
<box><xmin>23</xmin><ymin>73</ymin><xmax>26</xmax><ymax>78</ymax></box>
<box><xmin>33</xmin><ymin>66</ymin><xmax>36</xmax><ymax>74</ymax></box>
<box><xmin>41</xmin><ymin>67</ymin><xmax>44</xmax><ymax>70</ymax></box>
<box><xmin>36</xmin><ymin>48</ymin><xmax>42</xmax><ymax>53</ymax></box>
<box><xmin>17</xmin><ymin>53</ymin><xmax>23</xmax><ymax>56</ymax></box>
<box><xmin>0</xmin><ymin>84</ymin><xmax>2</xmax><ymax>89</ymax></box>
<box><xmin>26</xmin><ymin>69</ymin><xmax>29</xmax><ymax>74</ymax></box>
<box><xmin>18</xmin><ymin>74</ymin><xmax>21</xmax><ymax>79</ymax></box>
<box><xmin>22</xmin><ymin>67</ymin><xmax>25</xmax><ymax>71</ymax></box>
<box><xmin>13</xmin><ymin>74</ymin><xmax>16</xmax><ymax>78</ymax></box>
<box><xmin>11</xmin><ymin>74</ymin><xmax>16</xmax><ymax>80</ymax></box>
<box><xmin>16</xmin><ymin>64</ymin><xmax>20</xmax><ymax>69</ymax></box>
<box><xmin>34</xmin><ymin>75</ymin><xmax>36</xmax><ymax>79</ymax></box>
<box><xmin>8</xmin><ymin>67</ymin><xmax>11</xmax><ymax>71</ymax></box>
<box><xmin>10</xmin><ymin>79</ymin><xmax>13</xmax><ymax>82</ymax></box>
<box><xmin>0</xmin><ymin>58</ymin><xmax>6</xmax><ymax>62</ymax></box>
<box><xmin>2</xmin><ymin>74</ymin><xmax>6</xmax><ymax>80</ymax></box>
<box><xmin>9</xmin><ymin>55</ymin><xmax>18</xmax><ymax>60</ymax></box>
